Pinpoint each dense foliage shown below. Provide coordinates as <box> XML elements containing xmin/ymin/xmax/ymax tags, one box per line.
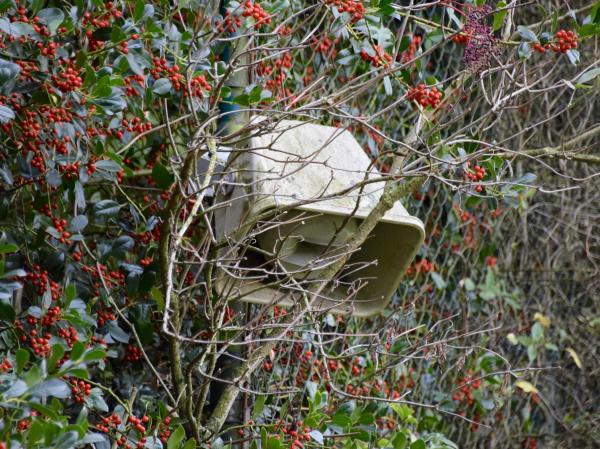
<box><xmin>0</xmin><ymin>0</ymin><xmax>599</xmax><ymax>449</ymax></box>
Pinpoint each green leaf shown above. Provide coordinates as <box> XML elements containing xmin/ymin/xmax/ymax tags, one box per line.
<box><xmin>575</xmin><ymin>67</ymin><xmax>600</xmax><ymax>84</ymax></box>
<box><xmin>134</xmin><ymin>0</ymin><xmax>145</xmax><ymax>21</ymax></box>
<box><xmin>0</xmin><ymin>105</ymin><xmax>15</xmax><ymax>123</ymax></box>
<box><xmin>16</xmin><ymin>348</ymin><xmax>29</xmax><ymax>372</ymax></box>
<box><xmin>430</xmin><ymin>272</ymin><xmax>446</xmax><ymax>289</ymax></box>
<box><xmin>30</xmin><ymin>379</ymin><xmax>70</xmax><ymax>398</ymax></box>
<box><xmin>93</xmin><ymin>200</ymin><xmax>122</xmax><ymax>217</ymax></box>
<box><xmin>517</xmin><ymin>25</ymin><xmax>537</xmax><ymax>42</ymax></box>
<box><xmin>36</xmin><ymin>8</ymin><xmax>64</xmax><ymax>34</ymax></box>
<box><xmin>3</xmin><ymin>379</ymin><xmax>28</xmax><ymax>398</ymax></box>
<box><xmin>566</xmin><ymin>49</ymin><xmax>580</xmax><ymax>65</ymax></box>
<box><xmin>152</xmin><ymin>163</ymin><xmax>174</xmax><ymax>189</ymax></box>
<box><xmin>182</xmin><ymin>439</ymin><xmax>197</xmax><ymax>449</ymax></box>
<box><xmin>71</xmin><ymin>341</ymin><xmax>86</xmax><ymax>361</ymax></box>
<box><xmin>83</xmin><ymin>348</ymin><xmax>107</xmax><ymax>362</ymax></box>
<box><xmin>531</xmin><ymin>322</ymin><xmax>544</xmax><ymax>342</ymax></box>
<box><xmin>153</xmin><ymin>78</ymin><xmax>172</xmax><ymax>95</ymax></box>
<box><xmin>252</xmin><ymin>394</ymin><xmax>266</xmax><ymax>419</ymax></box>
<box><xmin>492</xmin><ymin>2</ymin><xmax>507</xmax><ymax>31</ymax></box>
<box><xmin>167</xmin><ymin>425</ymin><xmax>185</xmax><ymax>449</ymax></box>
<box><xmin>48</xmin><ymin>344</ymin><xmax>65</xmax><ymax>372</ymax></box>
<box><xmin>151</xmin><ymin>287</ymin><xmax>165</xmax><ymax>312</ymax></box>
<box><xmin>410</xmin><ymin>439</ymin><xmax>425</xmax><ymax>449</ymax></box>
<box><xmin>0</xmin><ymin>242</ymin><xmax>18</xmax><ymax>254</ymax></box>
<box><xmin>54</xmin><ymin>430</ymin><xmax>80</xmax><ymax>449</ymax></box>
<box><xmin>518</xmin><ymin>42</ymin><xmax>532</xmax><ymax>59</ymax></box>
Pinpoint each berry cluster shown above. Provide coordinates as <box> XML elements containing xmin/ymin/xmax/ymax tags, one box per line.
<box><xmin>124</xmin><ymin>344</ymin><xmax>143</xmax><ymax>362</ymax></box>
<box><xmin>406</xmin><ymin>257</ymin><xmax>435</xmax><ymax>276</ymax></box>
<box><xmin>485</xmin><ymin>256</ymin><xmax>497</xmax><ymax>267</ymax></box>
<box><xmin>124</xmin><ymin>74</ymin><xmax>146</xmax><ymax>96</ymax></box>
<box><xmin>97</xmin><ymin>307</ymin><xmax>116</xmax><ymax>327</ymax></box>
<box><xmin>360</xmin><ymin>45</ymin><xmax>393</xmax><ymax>67</ymax></box>
<box><xmin>158</xmin><ymin>416</ymin><xmax>172</xmax><ymax>443</ymax></box>
<box><xmin>128</xmin><ymin>415</ymin><xmax>150</xmax><ymax>434</ymax></box>
<box><xmin>324</xmin><ymin>0</ymin><xmax>364</xmax><ymax>23</ymax></box>
<box><xmin>52</xmin><ymin>216</ymin><xmax>73</xmax><ymax>244</ymax></box>
<box><xmin>313</xmin><ymin>36</ymin><xmax>338</xmax><ymax>59</ymax></box>
<box><xmin>41</xmin><ymin>306</ymin><xmax>62</xmax><ymax>326</ymax></box>
<box><xmin>28</xmin><ymin>330</ymin><xmax>51</xmax><ymax>356</ymax></box>
<box><xmin>452</xmin><ymin>370</ymin><xmax>481</xmax><ymax>406</ymax></box>
<box><xmin>400</xmin><ymin>34</ymin><xmax>422</xmax><ymax>63</ymax></box>
<box><xmin>215</xmin><ymin>12</ymin><xmax>242</xmax><ymax>33</ymax></box>
<box><xmin>25</xmin><ymin>265</ymin><xmax>61</xmax><ymax>300</ymax></box>
<box><xmin>452</xmin><ymin>31</ymin><xmax>470</xmax><ymax>45</ymax></box>
<box><xmin>58</xmin><ymin>325</ymin><xmax>79</xmax><ymax>347</ymax></box>
<box><xmin>465</xmin><ymin>162</ymin><xmax>486</xmax><ymax>192</ymax></box>
<box><xmin>552</xmin><ymin>29</ymin><xmax>577</xmax><ymax>53</ymax></box>
<box><xmin>242</xmin><ymin>1</ymin><xmax>271</xmax><ymax>29</ymax></box>
<box><xmin>281</xmin><ymin>420</ymin><xmax>312</xmax><ymax>449</ymax></box>
<box><xmin>69</xmin><ymin>378</ymin><xmax>92</xmax><ymax>404</ymax></box>
<box><xmin>407</xmin><ymin>84</ymin><xmax>443</xmax><ymax>108</ymax></box>
<box><xmin>0</xmin><ymin>358</ymin><xmax>12</xmax><ymax>373</ymax></box>
<box><xmin>97</xmin><ymin>413</ymin><xmax>122</xmax><ymax>433</ymax></box>
<box><xmin>50</xmin><ymin>66</ymin><xmax>83</xmax><ymax>93</ymax></box>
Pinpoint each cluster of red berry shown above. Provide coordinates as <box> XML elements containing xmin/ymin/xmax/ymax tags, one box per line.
<box><xmin>97</xmin><ymin>413</ymin><xmax>122</xmax><ymax>433</ymax></box>
<box><xmin>50</xmin><ymin>65</ymin><xmax>83</xmax><ymax>93</ymax></box>
<box><xmin>58</xmin><ymin>325</ymin><xmax>79</xmax><ymax>347</ymax></box>
<box><xmin>124</xmin><ymin>74</ymin><xmax>145</xmax><ymax>96</ymax></box>
<box><xmin>215</xmin><ymin>12</ymin><xmax>242</xmax><ymax>33</ymax></box>
<box><xmin>415</xmin><ymin>258</ymin><xmax>435</xmax><ymax>275</ymax></box>
<box><xmin>58</xmin><ymin>161</ymin><xmax>81</xmax><ymax>181</ymax></box>
<box><xmin>552</xmin><ymin>29</ymin><xmax>577</xmax><ymax>53</ymax></box>
<box><xmin>41</xmin><ymin>306</ymin><xmax>61</xmax><ymax>326</ymax></box>
<box><xmin>465</xmin><ymin>162</ymin><xmax>486</xmax><ymax>192</ymax></box>
<box><xmin>452</xmin><ymin>369</ymin><xmax>481</xmax><ymax>406</ymax></box>
<box><xmin>533</xmin><ymin>30</ymin><xmax>578</xmax><ymax>54</ymax></box>
<box><xmin>313</xmin><ymin>36</ymin><xmax>338</xmax><ymax>59</ymax></box>
<box><xmin>324</xmin><ymin>0</ymin><xmax>364</xmax><ymax>23</ymax></box>
<box><xmin>28</xmin><ymin>330</ymin><xmax>51</xmax><ymax>356</ymax></box>
<box><xmin>452</xmin><ymin>31</ymin><xmax>470</xmax><ymax>45</ymax></box>
<box><xmin>485</xmin><ymin>256</ymin><xmax>497</xmax><ymax>267</ymax></box>
<box><xmin>69</xmin><ymin>378</ymin><xmax>92</xmax><ymax>404</ymax></box>
<box><xmin>52</xmin><ymin>216</ymin><xmax>73</xmax><ymax>244</ymax></box>
<box><xmin>158</xmin><ymin>416</ymin><xmax>172</xmax><ymax>443</ymax></box>
<box><xmin>400</xmin><ymin>34</ymin><xmax>422</xmax><ymax>63</ymax></box>
<box><xmin>360</xmin><ymin>45</ymin><xmax>393</xmax><ymax>67</ymax></box>
<box><xmin>97</xmin><ymin>307</ymin><xmax>117</xmax><ymax>327</ymax></box>
<box><xmin>25</xmin><ymin>265</ymin><xmax>61</xmax><ymax>300</ymax></box>
<box><xmin>242</xmin><ymin>1</ymin><xmax>271</xmax><ymax>29</ymax></box>
<box><xmin>189</xmin><ymin>74</ymin><xmax>212</xmax><ymax>97</ymax></box>
<box><xmin>124</xmin><ymin>344</ymin><xmax>143</xmax><ymax>362</ymax></box>
<box><xmin>81</xmin><ymin>263</ymin><xmax>126</xmax><ymax>295</ymax></box>
<box><xmin>278</xmin><ymin>420</ymin><xmax>312</xmax><ymax>449</ymax></box>
<box><xmin>407</xmin><ymin>84</ymin><xmax>443</xmax><ymax>108</ymax></box>
<box><xmin>0</xmin><ymin>358</ymin><xmax>12</xmax><ymax>373</ymax></box>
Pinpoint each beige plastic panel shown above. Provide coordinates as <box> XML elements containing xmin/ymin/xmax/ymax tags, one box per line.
<box><xmin>214</xmin><ymin>120</ymin><xmax>425</xmax><ymax>316</ymax></box>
